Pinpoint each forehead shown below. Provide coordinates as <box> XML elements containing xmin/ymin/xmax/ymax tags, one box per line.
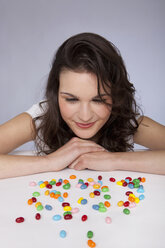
<box><xmin>59</xmin><ymin>69</ymin><xmax>109</xmax><ymax>95</ymax></box>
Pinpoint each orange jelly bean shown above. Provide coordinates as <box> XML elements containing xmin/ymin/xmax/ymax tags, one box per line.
<box><xmin>141</xmin><ymin>177</ymin><xmax>146</xmax><ymax>182</ymax></box>
<box><xmin>63</xmin><ymin>179</ymin><xmax>69</xmax><ymax>184</ymax></box>
<box><xmin>128</xmin><ymin>196</ymin><xmax>135</xmax><ymax>202</ymax></box>
<box><xmin>104</xmin><ymin>201</ymin><xmax>111</xmax><ymax>207</ymax></box>
<box><xmin>69</xmin><ymin>175</ymin><xmax>77</xmax><ymax>179</ymax></box>
<box><xmin>63</xmin><ymin>192</ymin><xmax>68</xmax><ymax>198</ymax></box>
<box><xmin>54</xmin><ymin>194</ymin><xmax>60</xmax><ymax>199</ymax></box>
<box><xmin>50</xmin><ymin>192</ymin><xmax>55</xmax><ymax>198</ymax></box>
<box><xmin>88</xmin><ymin>240</ymin><xmax>96</xmax><ymax>247</ymax></box>
<box><xmin>27</xmin><ymin>199</ymin><xmax>33</xmax><ymax>205</ymax></box>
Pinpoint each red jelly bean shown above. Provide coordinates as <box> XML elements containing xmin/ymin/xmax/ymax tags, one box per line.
<box><xmin>138</xmin><ymin>177</ymin><xmax>142</xmax><ymax>181</ymax></box>
<box><xmin>32</xmin><ymin>197</ymin><xmax>37</xmax><ymax>202</ymax></box>
<box><xmin>122</xmin><ymin>182</ymin><xmax>128</xmax><ymax>187</ymax></box>
<box><xmin>125</xmin><ymin>191</ymin><xmax>133</xmax><ymax>196</ymax></box>
<box><xmin>109</xmin><ymin>177</ymin><xmax>116</xmax><ymax>182</ymax></box>
<box><xmin>94</xmin><ymin>190</ymin><xmax>100</xmax><ymax>196</ymax></box>
<box><xmin>125</xmin><ymin>177</ymin><xmax>132</xmax><ymax>182</ymax></box>
<box><xmin>98</xmin><ymin>175</ymin><xmax>102</xmax><ymax>180</ymax></box>
<box><xmin>56</xmin><ymin>182</ymin><xmax>62</xmax><ymax>186</ymax></box>
<box><xmin>46</xmin><ymin>184</ymin><xmax>52</xmax><ymax>189</ymax></box>
<box><xmin>35</xmin><ymin>213</ymin><xmax>41</xmax><ymax>220</ymax></box>
<box><xmin>84</xmin><ymin>182</ymin><xmax>89</xmax><ymax>187</ymax></box>
<box><xmin>64</xmin><ymin>214</ymin><xmax>72</xmax><ymax>220</ymax></box>
<box><xmin>81</xmin><ymin>215</ymin><xmax>88</xmax><ymax>221</ymax></box>
<box><xmin>62</xmin><ymin>202</ymin><xmax>70</xmax><ymax>207</ymax></box>
<box><xmin>123</xmin><ymin>201</ymin><xmax>130</xmax><ymax>207</ymax></box>
<box><xmin>15</xmin><ymin>217</ymin><xmax>24</xmax><ymax>223</ymax></box>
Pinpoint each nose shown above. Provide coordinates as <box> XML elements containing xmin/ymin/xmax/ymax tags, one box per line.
<box><xmin>78</xmin><ymin>103</ymin><xmax>93</xmax><ymax>122</ymax></box>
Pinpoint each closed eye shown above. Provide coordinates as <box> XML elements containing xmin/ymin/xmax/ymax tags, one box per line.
<box><xmin>65</xmin><ymin>98</ymin><xmax>106</xmax><ymax>104</ymax></box>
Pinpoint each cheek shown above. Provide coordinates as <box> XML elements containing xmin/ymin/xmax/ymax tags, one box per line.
<box><xmin>96</xmin><ymin>105</ymin><xmax>111</xmax><ymax>120</ymax></box>
<box><xmin>59</xmin><ymin>99</ymin><xmax>74</xmax><ymax>119</ymax></box>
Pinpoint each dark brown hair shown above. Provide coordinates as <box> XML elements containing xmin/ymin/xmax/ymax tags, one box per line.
<box><xmin>34</xmin><ymin>32</ymin><xmax>141</xmax><ymax>154</ymax></box>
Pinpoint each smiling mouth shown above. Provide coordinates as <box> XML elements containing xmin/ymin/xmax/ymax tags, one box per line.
<box><xmin>75</xmin><ymin>122</ymin><xmax>96</xmax><ymax>128</ymax></box>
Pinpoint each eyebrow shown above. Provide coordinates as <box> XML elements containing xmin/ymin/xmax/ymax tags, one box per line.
<box><xmin>60</xmin><ymin>92</ymin><xmax>109</xmax><ymax>98</ymax></box>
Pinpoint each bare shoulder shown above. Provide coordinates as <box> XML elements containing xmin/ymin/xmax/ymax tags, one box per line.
<box><xmin>0</xmin><ymin>112</ymin><xmax>36</xmax><ymax>154</ymax></box>
<box><xmin>133</xmin><ymin>116</ymin><xmax>165</xmax><ymax>150</ymax></box>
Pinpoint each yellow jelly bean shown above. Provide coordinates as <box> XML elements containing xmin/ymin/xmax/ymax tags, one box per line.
<box><xmin>116</xmin><ymin>181</ymin><xmax>123</xmax><ymax>186</ymax></box>
<box><xmin>129</xmin><ymin>193</ymin><xmax>136</xmax><ymax>198</ymax></box>
<box><xmin>51</xmin><ymin>179</ymin><xmax>56</xmax><ymax>182</ymax></box>
<box><xmin>77</xmin><ymin>197</ymin><xmax>84</xmax><ymax>204</ymax></box>
<box><xmin>63</xmin><ymin>206</ymin><xmax>72</xmax><ymax>211</ymax></box>
<box><xmin>45</xmin><ymin>190</ymin><xmax>50</xmax><ymax>196</ymax></box>
<box><xmin>87</xmin><ymin>178</ymin><xmax>94</xmax><ymax>182</ymax></box>
<box><xmin>135</xmin><ymin>197</ymin><xmax>140</xmax><ymax>203</ymax></box>
<box><xmin>93</xmin><ymin>184</ymin><xmax>100</xmax><ymax>189</ymax></box>
<box><xmin>89</xmin><ymin>192</ymin><xmax>95</xmax><ymax>198</ymax></box>
<box><xmin>40</xmin><ymin>183</ymin><xmax>46</xmax><ymax>188</ymax></box>
<box><xmin>117</xmin><ymin>201</ymin><xmax>124</xmax><ymax>207</ymax></box>
<box><xmin>35</xmin><ymin>202</ymin><xmax>42</xmax><ymax>208</ymax></box>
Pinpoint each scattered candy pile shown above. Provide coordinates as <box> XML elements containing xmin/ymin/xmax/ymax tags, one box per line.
<box><xmin>15</xmin><ymin>175</ymin><xmax>146</xmax><ymax>247</ymax></box>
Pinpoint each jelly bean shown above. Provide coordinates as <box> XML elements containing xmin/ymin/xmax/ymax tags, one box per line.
<box><xmin>99</xmin><ymin>207</ymin><xmax>107</xmax><ymax>212</ymax></box>
<box><xmin>15</xmin><ymin>217</ymin><xmax>24</xmax><ymax>223</ymax></box>
<box><xmin>117</xmin><ymin>201</ymin><xmax>124</xmax><ymax>207</ymax></box>
<box><xmin>122</xmin><ymin>182</ymin><xmax>128</xmax><ymax>187</ymax></box>
<box><xmin>94</xmin><ymin>190</ymin><xmax>100</xmax><ymax>196</ymax></box>
<box><xmin>63</xmin><ymin>183</ymin><xmax>71</xmax><ymax>190</ymax></box>
<box><xmin>45</xmin><ymin>190</ymin><xmax>50</xmax><ymax>196</ymax></box>
<box><xmin>49</xmin><ymin>180</ymin><xmax>56</xmax><ymax>185</ymax></box>
<box><xmin>93</xmin><ymin>184</ymin><xmax>100</xmax><ymax>189</ymax></box>
<box><xmin>63</xmin><ymin>206</ymin><xmax>72</xmax><ymax>211</ymax></box>
<box><xmin>54</xmin><ymin>194</ymin><xmax>60</xmax><ymax>199</ymax></box>
<box><xmin>87</xmin><ymin>240</ymin><xmax>96</xmax><ymax>248</ymax></box>
<box><xmin>89</xmin><ymin>192</ymin><xmax>95</xmax><ymax>198</ymax></box>
<box><xmin>105</xmin><ymin>216</ymin><xmax>112</xmax><ymax>224</ymax></box>
<box><xmin>87</xmin><ymin>231</ymin><xmax>93</xmax><ymax>239</ymax></box>
<box><xmin>129</xmin><ymin>193</ymin><xmax>135</xmax><ymax>198</ymax></box>
<box><xmin>46</xmin><ymin>184</ymin><xmax>52</xmax><ymax>189</ymax></box>
<box><xmin>52</xmin><ymin>215</ymin><xmax>62</xmax><ymax>221</ymax></box>
<box><xmin>98</xmin><ymin>175</ymin><xmax>102</xmax><ymax>180</ymax></box>
<box><xmin>138</xmin><ymin>177</ymin><xmax>142</xmax><ymax>181</ymax></box>
<box><xmin>58</xmin><ymin>196</ymin><xmax>64</xmax><ymax>202</ymax></box>
<box><xmin>76</xmin><ymin>183</ymin><xmax>82</xmax><ymax>188</ymax></box>
<box><xmin>32</xmin><ymin>197</ymin><xmax>37</xmax><ymax>202</ymax></box>
<box><xmin>128</xmin><ymin>196</ymin><xmax>135</xmax><ymax>202</ymax></box>
<box><xmin>37</xmin><ymin>205</ymin><xmax>44</xmax><ymax>211</ymax></box>
<box><xmin>133</xmin><ymin>179</ymin><xmax>140</xmax><ymax>184</ymax></box>
<box><xmin>141</xmin><ymin>177</ymin><xmax>146</xmax><ymax>182</ymax></box>
<box><xmin>137</xmin><ymin>188</ymin><xmax>144</xmax><ymax>193</ymax></box>
<box><xmin>87</xmin><ymin>178</ymin><xmax>94</xmax><ymax>182</ymax></box>
<box><xmin>104</xmin><ymin>201</ymin><xmax>111</xmax><ymax>207</ymax></box>
<box><xmin>35</xmin><ymin>213</ymin><xmax>41</xmax><ymax>220</ymax></box>
<box><xmin>125</xmin><ymin>177</ymin><xmax>132</xmax><ymax>182</ymax></box>
<box><xmin>32</xmin><ymin>192</ymin><xmax>40</xmax><ymax>197</ymax></box>
<box><xmin>123</xmin><ymin>208</ymin><xmax>130</xmax><ymax>215</ymax></box>
<box><xmin>58</xmin><ymin>179</ymin><xmax>63</xmax><ymax>183</ymax></box>
<box><xmin>123</xmin><ymin>201</ymin><xmax>130</xmax><ymax>207</ymax></box>
<box><xmin>139</xmin><ymin>194</ymin><xmax>145</xmax><ymax>200</ymax></box>
<box><xmin>116</xmin><ymin>181</ymin><xmax>123</xmax><ymax>186</ymax></box>
<box><xmin>50</xmin><ymin>192</ymin><xmax>55</xmax><ymax>198</ymax></box>
<box><xmin>80</xmin><ymin>184</ymin><xmax>87</xmax><ymax>189</ymax></box>
<box><xmin>62</xmin><ymin>202</ymin><xmax>70</xmax><ymax>207</ymax></box>
<box><xmin>125</xmin><ymin>179</ymin><xmax>130</xmax><ymax>183</ymax></box>
<box><xmin>125</xmin><ymin>191</ymin><xmax>133</xmax><ymax>196</ymax></box>
<box><xmin>129</xmin><ymin>202</ymin><xmax>136</xmax><ymax>208</ymax></box>
<box><xmin>38</xmin><ymin>181</ymin><xmax>44</xmax><ymax>186</ymax></box>
<box><xmin>45</xmin><ymin>204</ymin><xmax>52</xmax><ymax>210</ymax></box>
<box><xmin>71</xmin><ymin>207</ymin><xmax>79</xmax><ymax>214</ymax></box>
<box><xmin>104</xmin><ymin>194</ymin><xmax>111</xmax><ymax>200</ymax></box>
<box><xmin>27</xmin><ymin>199</ymin><xmax>33</xmax><ymax>205</ymax></box>
<box><xmin>63</xmin><ymin>192</ymin><xmax>68</xmax><ymax>198</ymax></box>
<box><xmin>63</xmin><ymin>211</ymin><xmax>72</xmax><ymax>216</ymax></box>
<box><xmin>56</xmin><ymin>182</ymin><xmax>62</xmax><ymax>186</ymax></box>
<box><xmin>128</xmin><ymin>183</ymin><xmax>134</xmax><ymax>189</ymax></box>
<box><xmin>69</xmin><ymin>175</ymin><xmax>77</xmax><ymax>179</ymax></box>
<box><xmin>40</xmin><ymin>183</ymin><xmax>46</xmax><ymax>188</ymax></box>
<box><xmin>81</xmin><ymin>199</ymin><xmax>87</xmax><ymax>205</ymax></box>
<box><xmin>135</xmin><ymin>197</ymin><xmax>140</xmax><ymax>203</ymax></box>
<box><xmin>29</xmin><ymin>181</ymin><xmax>37</xmax><ymax>186</ymax></box>
<box><xmin>97</xmin><ymin>180</ymin><xmax>103</xmax><ymax>185</ymax></box>
<box><xmin>63</xmin><ymin>179</ymin><xmax>69</xmax><ymax>184</ymax></box>
<box><xmin>81</xmin><ymin>215</ymin><xmax>88</xmax><ymax>221</ymax></box>
<box><xmin>121</xmin><ymin>179</ymin><xmax>125</xmax><ymax>183</ymax></box>
<box><xmin>35</xmin><ymin>202</ymin><xmax>42</xmax><ymax>208</ymax></box>
<box><xmin>60</xmin><ymin>230</ymin><xmax>67</xmax><ymax>238</ymax></box>
<box><xmin>84</xmin><ymin>182</ymin><xmax>89</xmax><ymax>187</ymax></box>
<box><xmin>64</xmin><ymin>214</ymin><xmax>72</xmax><ymax>220</ymax></box>
<box><xmin>77</xmin><ymin>197</ymin><xmax>84</xmax><ymax>204</ymax></box>
<box><xmin>109</xmin><ymin>177</ymin><xmax>116</xmax><ymax>182</ymax></box>
<box><xmin>92</xmin><ymin>204</ymin><xmax>99</xmax><ymax>210</ymax></box>
<box><xmin>101</xmin><ymin>186</ymin><xmax>109</xmax><ymax>192</ymax></box>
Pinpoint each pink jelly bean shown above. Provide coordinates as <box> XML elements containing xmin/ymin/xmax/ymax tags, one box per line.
<box><xmin>76</xmin><ymin>184</ymin><xmax>81</xmax><ymax>188</ymax></box>
<box><xmin>129</xmin><ymin>202</ymin><xmax>136</xmax><ymax>208</ymax></box>
<box><xmin>71</xmin><ymin>207</ymin><xmax>79</xmax><ymax>214</ymax></box>
<box><xmin>29</xmin><ymin>181</ymin><xmax>37</xmax><ymax>186</ymax></box>
<box><xmin>105</xmin><ymin>216</ymin><xmax>112</xmax><ymax>224</ymax></box>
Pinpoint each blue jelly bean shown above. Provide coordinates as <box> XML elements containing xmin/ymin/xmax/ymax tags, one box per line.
<box><xmin>81</xmin><ymin>199</ymin><xmax>87</xmax><ymax>205</ymax></box>
<box><xmin>125</xmin><ymin>179</ymin><xmax>129</xmax><ymax>183</ymax></box>
<box><xmin>58</xmin><ymin>196</ymin><xmax>64</xmax><ymax>202</ymax></box>
<box><xmin>139</xmin><ymin>185</ymin><xmax>143</xmax><ymax>189</ymax></box>
<box><xmin>128</xmin><ymin>184</ymin><xmax>134</xmax><ymax>189</ymax></box>
<box><xmin>52</xmin><ymin>215</ymin><xmax>62</xmax><ymax>221</ymax></box>
<box><xmin>139</xmin><ymin>194</ymin><xmax>145</xmax><ymax>200</ymax></box>
<box><xmin>80</xmin><ymin>184</ymin><xmax>87</xmax><ymax>189</ymax></box>
<box><xmin>97</xmin><ymin>180</ymin><xmax>103</xmax><ymax>185</ymax></box>
<box><xmin>38</xmin><ymin>181</ymin><xmax>44</xmax><ymax>185</ymax></box>
<box><xmin>45</xmin><ymin>204</ymin><xmax>52</xmax><ymax>210</ymax></box>
<box><xmin>59</xmin><ymin>179</ymin><xmax>63</xmax><ymax>183</ymax></box>
<box><xmin>50</xmin><ymin>190</ymin><xmax>57</xmax><ymax>194</ymax></box>
<box><xmin>137</xmin><ymin>188</ymin><xmax>144</xmax><ymax>193</ymax></box>
<box><xmin>92</xmin><ymin>204</ymin><xmax>99</xmax><ymax>210</ymax></box>
<box><xmin>60</xmin><ymin>230</ymin><xmax>67</xmax><ymax>238</ymax></box>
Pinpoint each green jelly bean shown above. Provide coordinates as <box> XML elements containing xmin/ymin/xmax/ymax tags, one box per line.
<box><xmin>104</xmin><ymin>194</ymin><xmax>111</xmax><ymax>200</ymax></box>
<box><xmin>87</xmin><ymin>231</ymin><xmax>93</xmax><ymax>239</ymax></box>
<box><xmin>102</xmin><ymin>187</ymin><xmax>109</xmax><ymax>192</ymax></box>
<box><xmin>123</xmin><ymin>208</ymin><xmax>130</xmax><ymax>215</ymax></box>
<box><xmin>133</xmin><ymin>179</ymin><xmax>140</xmax><ymax>184</ymax></box>
<box><xmin>134</xmin><ymin>184</ymin><xmax>140</xmax><ymax>188</ymax></box>
<box><xmin>49</xmin><ymin>181</ymin><xmax>56</xmax><ymax>185</ymax></box>
<box><xmin>37</xmin><ymin>205</ymin><xmax>44</xmax><ymax>211</ymax></box>
<box><xmin>99</xmin><ymin>207</ymin><xmax>107</xmax><ymax>212</ymax></box>
<box><xmin>78</xmin><ymin>179</ymin><xmax>84</xmax><ymax>183</ymax></box>
<box><xmin>99</xmin><ymin>202</ymin><xmax>104</xmax><ymax>208</ymax></box>
<box><xmin>63</xmin><ymin>211</ymin><xmax>72</xmax><ymax>216</ymax></box>
<box><xmin>63</xmin><ymin>183</ymin><xmax>71</xmax><ymax>190</ymax></box>
<box><xmin>32</xmin><ymin>192</ymin><xmax>40</xmax><ymax>197</ymax></box>
<box><xmin>55</xmin><ymin>191</ymin><xmax>61</xmax><ymax>195</ymax></box>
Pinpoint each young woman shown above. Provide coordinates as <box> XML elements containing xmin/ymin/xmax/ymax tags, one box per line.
<box><xmin>0</xmin><ymin>32</ymin><xmax>165</xmax><ymax>179</ymax></box>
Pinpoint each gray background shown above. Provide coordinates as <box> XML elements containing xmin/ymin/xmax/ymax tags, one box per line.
<box><xmin>0</xmin><ymin>0</ymin><xmax>165</xmax><ymax>150</ymax></box>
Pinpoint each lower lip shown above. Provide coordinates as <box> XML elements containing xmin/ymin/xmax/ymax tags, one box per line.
<box><xmin>75</xmin><ymin>122</ymin><xmax>96</xmax><ymax>128</ymax></box>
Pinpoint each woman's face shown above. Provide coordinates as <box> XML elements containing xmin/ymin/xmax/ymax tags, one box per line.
<box><xmin>58</xmin><ymin>69</ymin><xmax>112</xmax><ymax>140</ymax></box>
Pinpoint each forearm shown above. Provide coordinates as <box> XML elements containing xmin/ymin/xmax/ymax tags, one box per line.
<box><xmin>114</xmin><ymin>150</ymin><xmax>165</xmax><ymax>175</ymax></box>
<box><xmin>0</xmin><ymin>154</ymin><xmax>49</xmax><ymax>179</ymax></box>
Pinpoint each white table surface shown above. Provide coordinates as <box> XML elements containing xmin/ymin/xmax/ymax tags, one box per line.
<box><xmin>0</xmin><ymin>151</ymin><xmax>165</xmax><ymax>248</ymax></box>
